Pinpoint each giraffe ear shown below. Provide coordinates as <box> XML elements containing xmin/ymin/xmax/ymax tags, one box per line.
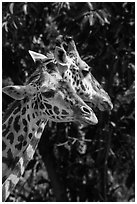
<box><xmin>2</xmin><ymin>85</ymin><xmax>31</xmax><ymax>100</ymax></box>
<box><xmin>54</xmin><ymin>46</ymin><xmax>68</xmax><ymax>65</ymax></box>
<box><xmin>29</xmin><ymin>50</ymin><xmax>47</xmax><ymax>62</ymax></box>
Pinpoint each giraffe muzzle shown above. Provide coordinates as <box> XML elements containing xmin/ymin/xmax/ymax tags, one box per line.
<box><xmin>76</xmin><ymin>106</ymin><xmax>98</xmax><ymax>125</ymax></box>
<box><xmin>95</xmin><ymin>95</ymin><xmax>113</xmax><ymax>111</ymax></box>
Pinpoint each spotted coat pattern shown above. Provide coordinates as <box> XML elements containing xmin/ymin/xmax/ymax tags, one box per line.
<box><xmin>2</xmin><ymin>37</ymin><xmax>113</xmax><ymax>202</ymax></box>
<box><xmin>55</xmin><ymin>36</ymin><xmax>113</xmax><ymax>111</ymax></box>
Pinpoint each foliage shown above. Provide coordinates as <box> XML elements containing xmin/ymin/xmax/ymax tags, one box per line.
<box><xmin>2</xmin><ymin>2</ymin><xmax>135</xmax><ymax>202</ymax></box>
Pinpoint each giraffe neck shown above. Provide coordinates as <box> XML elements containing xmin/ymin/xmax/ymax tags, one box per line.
<box><xmin>2</xmin><ymin>99</ymin><xmax>48</xmax><ymax>201</ymax></box>
<box><xmin>2</xmin><ymin>120</ymin><xmax>47</xmax><ymax>201</ymax></box>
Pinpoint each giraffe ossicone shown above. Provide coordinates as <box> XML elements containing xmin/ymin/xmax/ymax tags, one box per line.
<box><xmin>2</xmin><ymin>36</ymin><xmax>113</xmax><ymax>201</ymax></box>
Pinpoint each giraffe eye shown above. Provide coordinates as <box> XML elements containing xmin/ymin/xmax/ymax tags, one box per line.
<box><xmin>82</xmin><ymin>70</ymin><xmax>89</xmax><ymax>77</ymax></box>
<box><xmin>42</xmin><ymin>90</ymin><xmax>55</xmax><ymax>98</ymax></box>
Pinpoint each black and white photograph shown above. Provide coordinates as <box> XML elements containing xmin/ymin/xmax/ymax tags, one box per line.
<box><xmin>2</xmin><ymin>2</ymin><xmax>135</xmax><ymax>202</ymax></box>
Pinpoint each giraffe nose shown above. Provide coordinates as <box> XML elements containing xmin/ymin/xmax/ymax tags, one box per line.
<box><xmin>81</xmin><ymin>106</ymin><xmax>91</xmax><ymax>114</ymax></box>
<box><xmin>80</xmin><ymin>106</ymin><xmax>98</xmax><ymax>125</ymax></box>
<box><xmin>98</xmin><ymin>97</ymin><xmax>113</xmax><ymax>111</ymax></box>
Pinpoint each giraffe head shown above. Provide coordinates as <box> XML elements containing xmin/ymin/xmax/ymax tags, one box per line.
<box><xmin>3</xmin><ymin>63</ymin><xmax>98</xmax><ymax>125</ymax></box>
<box><xmin>54</xmin><ymin>35</ymin><xmax>113</xmax><ymax>112</ymax></box>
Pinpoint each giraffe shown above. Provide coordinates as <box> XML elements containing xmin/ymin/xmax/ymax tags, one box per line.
<box><xmin>28</xmin><ymin>37</ymin><xmax>113</xmax><ymax>164</ymax></box>
<box><xmin>55</xmin><ymin>35</ymin><xmax>113</xmax><ymax>111</ymax></box>
<box><xmin>2</xmin><ymin>56</ymin><xmax>98</xmax><ymax>201</ymax></box>
<box><xmin>2</xmin><ymin>37</ymin><xmax>113</xmax><ymax>201</ymax></box>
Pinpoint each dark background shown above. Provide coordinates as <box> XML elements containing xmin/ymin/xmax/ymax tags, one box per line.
<box><xmin>2</xmin><ymin>2</ymin><xmax>135</xmax><ymax>202</ymax></box>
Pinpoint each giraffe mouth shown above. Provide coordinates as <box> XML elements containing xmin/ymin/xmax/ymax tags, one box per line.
<box><xmin>76</xmin><ymin>114</ymin><xmax>98</xmax><ymax>126</ymax></box>
<box><xmin>75</xmin><ymin>106</ymin><xmax>98</xmax><ymax>125</ymax></box>
<box><xmin>84</xmin><ymin>114</ymin><xmax>98</xmax><ymax>125</ymax></box>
